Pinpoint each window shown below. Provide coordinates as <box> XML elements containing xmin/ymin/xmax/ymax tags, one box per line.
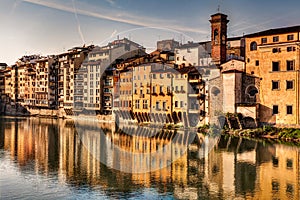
<box><xmin>180</xmin><ymin>101</ymin><xmax>184</xmax><ymax>108</ymax></box>
<box><xmin>135</xmin><ymin>100</ymin><xmax>140</xmax><ymax>109</ymax></box>
<box><xmin>286</xmin><ymin>80</ymin><xmax>294</xmax><ymax>90</ymax></box>
<box><xmin>162</xmin><ymin>102</ymin><xmax>166</xmax><ymax>110</ymax></box>
<box><xmin>287</xmin><ymin>105</ymin><xmax>293</xmax><ymax>115</ymax></box>
<box><xmin>272</xmin><ymin>48</ymin><xmax>281</xmax><ymax>53</ymax></box>
<box><xmin>255</xmin><ymin>60</ymin><xmax>259</xmax><ymax>66</ymax></box>
<box><xmin>287</xmin><ymin>60</ymin><xmax>295</xmax><ymax>71</ymax></box>
<box><xmin>273</xmin><ymin>105</ymin><xmax>279</xmax><ymax>115</ymax></box>
<box><xmin>261</xmin><ymin>37</ymin><xmax>267</xmax><ymax>44</ymax></box>
<box><xmin>175</xmin><ymin>101</ymin><xmax>178</xmax><ymax>108</ymax></box>
<box><xmin>272</xmin><ymin>81</ymin><xmax>280</xmax><ymax>90</ymax></box>
<box><xmin>250</xmin><ymin>42</ymin><xmax>257</xmax><ymax>51</ymax></box>
<box><xmin>160</xmin><ymin>74</ymin><xmax>164</xmax><ymax>79</ymax></box>
<box><xmin>214</xmin><ymin>29</ymin><xmax>218</xmax><ymax>42</ymax></box>
<box><xmin>273</xmin><ymin>36</ymin><xmax>279</xmax><ymax>42</ymax></box>
<box><xmin>287</xmin><ymin>34</ymin><xmax>294</xmax><ymax>41</ymax></box>
<box><xmin>153</xmin><ymin>74</ymin><xmax>156</xmax><ymax>79</ymax></box>
<box><xmin>156</xmin><ymin>101</ymin><xmax>160</xmax><ymax>110</ymax></box>
<box><xmin>152</xmin><ymin>86</ymin><xmax>156</xmax><ymax>93</ymax></box>
<box><xmin>272</xmin><ymin>181</ymin><xmax>279</xmax><ymax>191</ymax></box>
<box><xmin>143</xmin><ymin>100</ymin><xmax>148</xmax><ymax>109</ymax></box>
<box><xmin>286</xmin><ymin>47</ymin><xmax>296</xmax><ymax>52</ymax></box>
<box><xmin>160</xmin><ymin>86</ymin><xmax>163</xmax><ymax>93</ymax></box>
<box><xmin>286</xmin><ymin>159</ymin><xmax>293</xmax><ymax>169</ymax></box>
<box><xmin>272</xmin><ymin>62</ymin><xmax>280</xmax><ymax>71</ymax></box>
<box><xmin>183</xmin><ymin>56</ymin><xmax>186</xmax><ymax>61</ymax></box>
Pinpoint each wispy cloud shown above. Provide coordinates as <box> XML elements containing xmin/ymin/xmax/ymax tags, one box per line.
<box><xmin>105</xmin><ymin>0</ymin><xmax>115</xmax><ymax>6</ymax></box>
<box><xmin>22</xmin><ymin>0</ymin><xmax>208</xmax><ymax>34</ymax></box>
<box><xmin>72</xmin><ymin>0</ymin><xmax>85</xmax><ymax>44</ymax></box>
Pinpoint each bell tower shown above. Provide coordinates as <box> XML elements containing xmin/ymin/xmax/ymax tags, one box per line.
<box><xmin>210</xmin><ymin>13</ymin><xmax>229</xmax><ymax>66</ymax></box>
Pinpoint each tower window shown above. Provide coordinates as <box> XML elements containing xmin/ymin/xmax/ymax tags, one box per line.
<box><xmin>250</xmin><ymin>42</ymin><xmax>257</xmax><ymax>51</ymax></box>
<box><xmin>214</xmin><ymin>29</ymin><xmax>218</xmax><ymax>40</ymax></box>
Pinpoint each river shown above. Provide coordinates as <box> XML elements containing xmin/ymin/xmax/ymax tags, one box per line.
<box><xmin>0</xmin><ymin>117</ymin><xmax>299</xmax><ymax>199</ymax></box>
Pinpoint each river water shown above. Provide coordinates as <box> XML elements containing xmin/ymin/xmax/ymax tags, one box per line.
<box><xmin>0</xmin><ymin>117</ymin><xmax>299</xmax><ymax>199</ymax></box>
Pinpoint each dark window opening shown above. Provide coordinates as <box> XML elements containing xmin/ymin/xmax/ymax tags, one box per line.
<box><xmin>287</xmin><ymin>105</ymin><xmax>293</xmax><ymax>115</ymax></box>
<box><xmin>273</xmin><ymin>105</ymin><xmax>279</xmax><ymax>115</ymax></box>
<box><xmin>272</xmin><ymin>48</ymin><xmax>281</xmax><ymax>53</ymax></box>
<box><xmin>255</xmin><ymin>60</ymin><xmax>259</xmax><ymax>66</ymax></box>
<box><xmin>261</xmin><ymin>37</ymin><xmax>267</xmax><ymax>44</ymax></box>
<box><xmin>272</xmin><ymin>156</ymin><xmax>279</xmax><ymax>166</ymax></box>
<box><xmin>286</xmin><ymin>80</ymin><xmax>294</xmax><ymax>90</ymax></box>
<box><xmin>272</xmin><ymin>81</ymin><xmax>280</xmax><ymax>90</ymax></box>
<box><xmin>286</xmin><ymin>159</ymin><xmax>293</xmax><ymax>169</ymax></box>
<box><xmin>287</xmin><ymin>60</ymin><xmax>294</xmax><ymax>71</ymax></box>
<box><xmin>272</xmin><ymin>62</ymin><xmax>280</xmax><ymax>71</ymax></box>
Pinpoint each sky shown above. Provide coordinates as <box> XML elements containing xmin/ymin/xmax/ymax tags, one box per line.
<box><xmin>1</xmin><ymin>0</ymin><xmax>300</xmax><ymax>65</ymax></box>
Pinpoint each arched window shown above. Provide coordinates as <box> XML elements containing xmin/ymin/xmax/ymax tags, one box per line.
<box><xmin>250</xmin><ymin>42</ymin><xmax>257</xmax><ymax>51</ymax></box>
<box><xmin>214</xmin><ymin>29</ymin><xmax>219</xmax><ymax>43</ymax></box>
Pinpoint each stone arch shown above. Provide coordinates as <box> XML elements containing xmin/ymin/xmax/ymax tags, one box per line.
<box><xmin>242</xmin><ymin>116</ymin><xmax>257</xmax><ymax>129</ymax></box>
<box><xmin>245</xmin><ymin>84</ymin><xmax>259</xmax><ymax>97</ymax></box>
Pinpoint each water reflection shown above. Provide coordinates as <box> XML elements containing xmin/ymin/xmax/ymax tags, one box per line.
<box><xmin>0</xmin><ymin>117</ymin><xmax>299</xmax><ymax>199</ymax></box>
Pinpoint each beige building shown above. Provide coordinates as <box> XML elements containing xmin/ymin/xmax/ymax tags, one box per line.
<box><xmin>245</xmin><ymin>26</ymin><xmax>300</xmax><ymax>125</ymax></box>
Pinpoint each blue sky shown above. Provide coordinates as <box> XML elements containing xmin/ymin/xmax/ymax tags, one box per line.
<box><xmin>1</xmin><ymin>0</ymin><xmax>300</xmax><ymax>64</ymax></box>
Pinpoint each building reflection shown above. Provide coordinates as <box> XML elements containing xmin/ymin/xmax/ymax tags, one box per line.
<box><xmin>0</xmin><ymin>118</ymin><xmax>299</xmax><ymax>199</ymax></box>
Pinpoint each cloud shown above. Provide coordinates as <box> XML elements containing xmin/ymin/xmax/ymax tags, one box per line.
<box><xmin>72</xmin><ymin>0</ymin><xmax>85</xmax><ymax>44</ymax></box>
<box><xmin>105</xmin><ymin>0</ymin><xmax>115</xmax><ymax>6</ymax></box>
<box><xmin>22</xmin><ymin>0</ymin><xmax>208</xmax><ymax>34</ymax></box>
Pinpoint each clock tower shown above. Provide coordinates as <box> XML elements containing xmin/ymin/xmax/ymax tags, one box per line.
<box><xmin>209</xmin><ymin>13</ymin><xmax>229</xmax><ymax>66</ymax></box>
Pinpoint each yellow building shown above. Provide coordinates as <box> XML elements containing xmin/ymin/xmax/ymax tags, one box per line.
<box><xmin>132</xmin><ymin>63</ymin><xmax>152</xmax><ymax>123</ymax></box>
<box><xmin>245</xmin><ymin>26</ymin><xmax>300</xmax><ymax>125</ymax></box>
<box><xmin>150</xmin><ymin>64</ymin><xmax>173</xmax><ymax>124</ymax></box>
